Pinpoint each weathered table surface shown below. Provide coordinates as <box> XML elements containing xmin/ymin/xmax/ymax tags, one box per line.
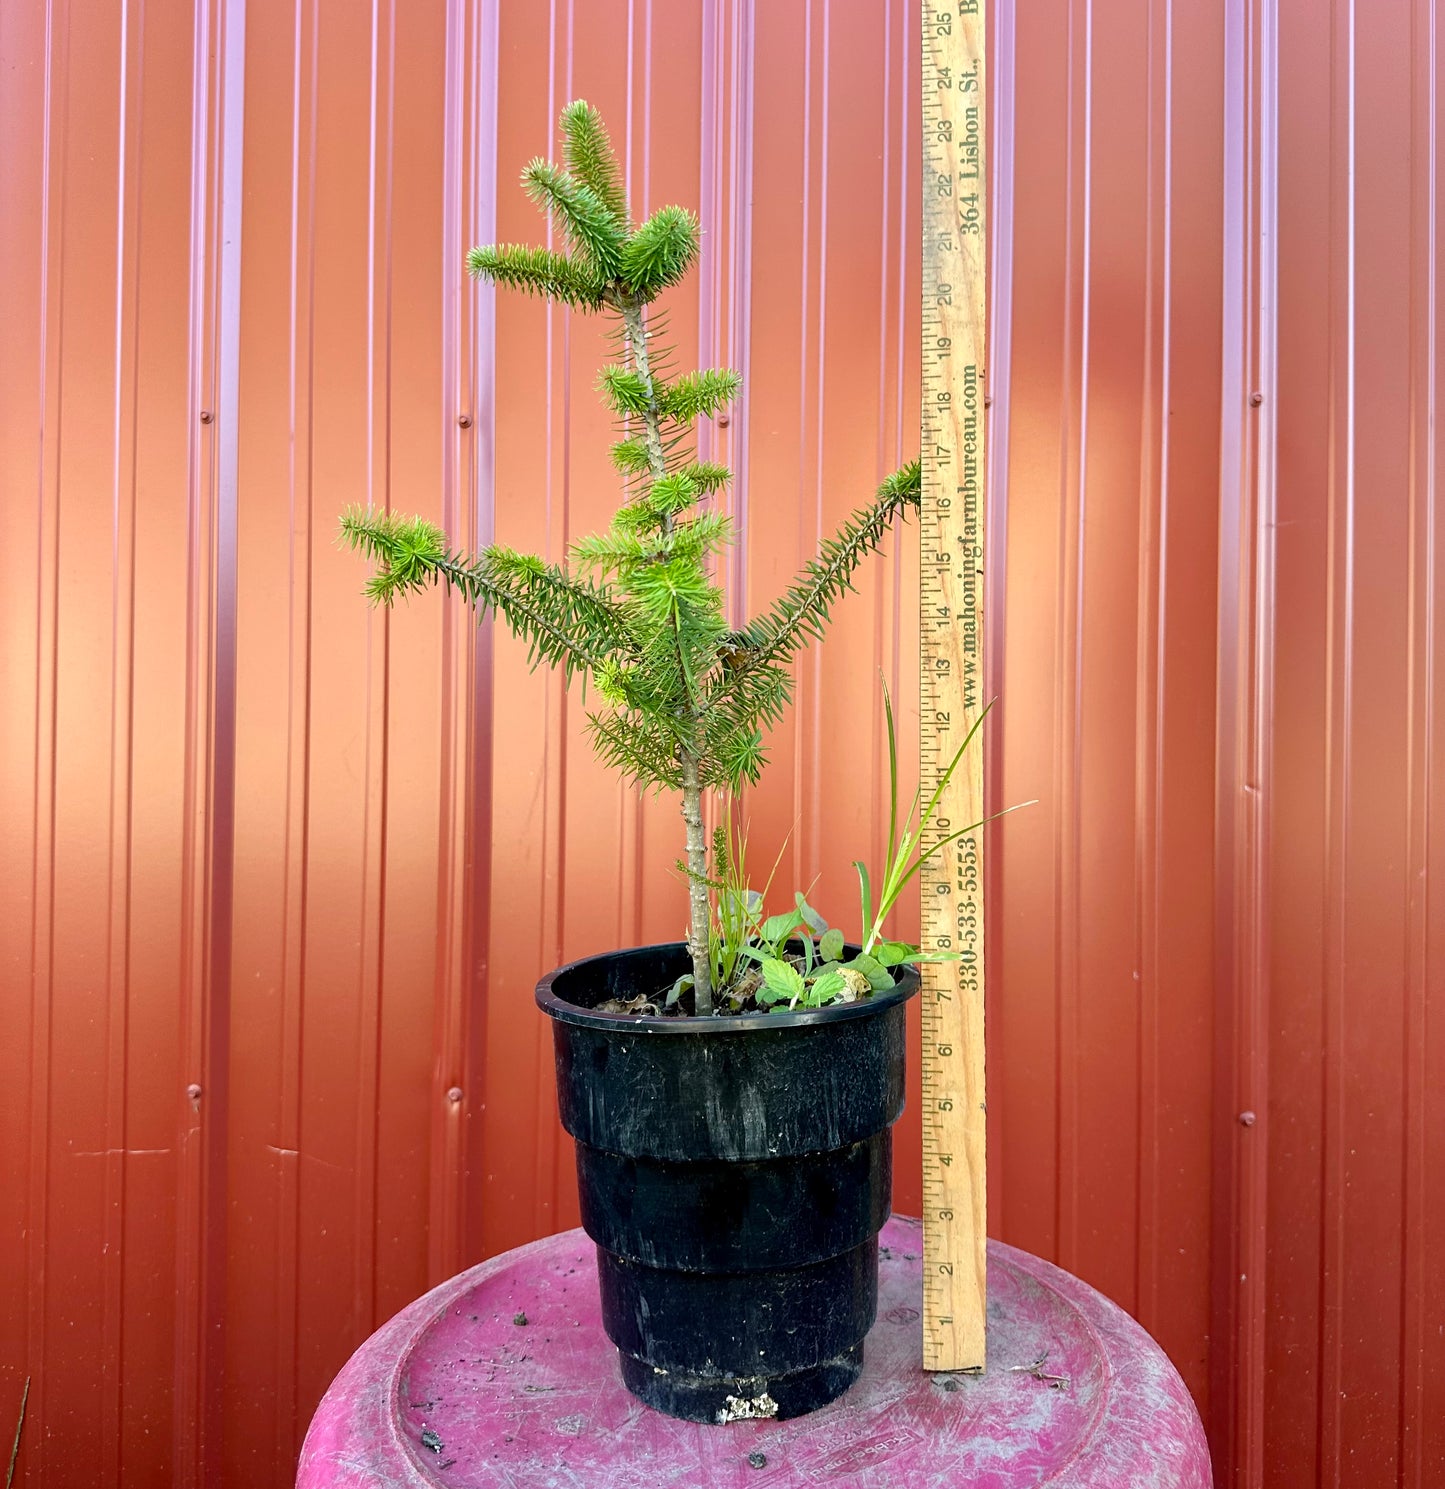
<box><xmin>298</xmin><ymin>1216</ymin><xmax>1212</xmax><ymax>1488</ymax></box>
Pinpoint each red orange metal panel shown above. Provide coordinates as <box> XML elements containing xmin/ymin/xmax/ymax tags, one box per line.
<box><xmin>992</xmin><ymin>0</ymin><xmax>1224</xmax><ymax>1425</ymax></box>
<box><xmin>1213</xmin><ymin>4</ymin><xmax>1445</xmax><ymax>1487</ymax></box>
<box><xmin>1248</xmin><ymin>2</ymin><xmax>1445</xmax><ymax>1487</ymax></box>
<box><xmin>1</xmin><ymin>3</ymin><xmax>1443</xmax><ymax>1488</ymax></box>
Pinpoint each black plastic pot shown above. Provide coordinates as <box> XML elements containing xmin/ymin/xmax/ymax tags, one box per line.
<box><xmin>536</xmin><ymin>942</ymin><xmax>919</xmax><ymax>1424</ymax></box>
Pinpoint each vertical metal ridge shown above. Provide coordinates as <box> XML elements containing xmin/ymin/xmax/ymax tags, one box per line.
<box><xmin>1071</xmin><ymin>0</ymin><xmax>1093</xmax><ymax>1280</ymax></box>
<box><xmin>875</xmin><ymin>0</ymin><xmax>899</xmax><ymax>696</ymax></box>
<box><xmin>350</xmin><ymin>0</ymin><xmax>397</xmax><ymax>1345</ymax></box>
<box><xmin>724</xmin><ymin>0</ymin><xmax>760</xmax><ymax>826</ymax></box>
<box><xmin>721</xmin><ymin>0</ymin><xmax>753</xmax><ymax>905</ymax></box>
<box><xmin>984</xmin><ymin>0</ymin><xmax>1017</xmax><ymax>1232</ymax></box>
<box><xmin>1213</xmin><ymin>6</ymin><xmax>1249</xmax><ymax>1464</ymax></box>
<box><xmin>464</xmin><ymin>0</ymin><xmax>502</xmax><ymax>1271</ymax></box>
<box><xmin>1052</xmin><ymin>0</ymin><xmax>1091</xmax><ymax>1274</ymax></box>
<box><xmin>299</xmin><ymin>0</ymin><xmax>322</xmax><ymax>1253</ymax></box>
<box><xmin>695</xmin><ymin>0</ymin><xmax>722</xmax><ymax>915</ymax></box>
<box><xmin>1152</xmin><ymin>0</ymin><xmax>1177</xmax><ymax>1330</ymax></box>
<box><xmin>436</xmin><ymin>0</ymin><xmax>499</xmax><ymax>1278</ymax></box>
<box><xmin>26</xmin><ymin>5</ymin><xmax>70</xmax><ymax>1481</ymax></box>
<box><xmin>874</xmin><ymin>0</ymin><xmax>893</xmax><ymax>485</ymax></box>
<box><xmin>871</xmin><ymin>0</ymin><xmax>896</xmax><ymax>862</ymax></box>
<box><xmin>868</xmin><ymin>0</ymin><xmax>888</xmax><ymax>861</ymax></box>
<box><xmin>366</xmin><ymin>0</ymin><xmax>393</xmax><ymax>1334</ymax></box>
<box><xmin>1248</xmin><ymin>0</ymin><xmax>1278</xmax><ymax>1476</ymax></box>
<box><xmin>102</xmin><ymin>4</ymin><xmax>144</xmax><ymax>1477</ymax></box>
<box><xmin>433</xmin><ymin>0</ymin><xmax>467</xmax><ymax>1289</ymax></box>
<box><xmin>887</xmin><ymin>0</ymin><xmax>899</xmax><ymax>702</ymax></box>
<box><xmin>527</xmin><ymin>0</ymin><xmax>570</xmax><ymax>1237</ymax></box>
<box><xmin>1133</xmin><ymin>0</ymin><xmax>1172</xmax><ymax>1331</ymax></box>
<box><xmin>288</xmin><ymin>0</ymin><xmax>323</xmax><ymax>1448</ymax></box>
<box><xmin>727</xmin><ymin>0</ymin><xmax>755</xmax><ymax>621</ymax></box>
<box><xmin>618</xmin><ymin>0</ymin><xmax>655</xmax><ymax>949</ymax></box>
<box><xmin>882</xmin><ymin>0</ymin><xmax>902</xmax><ymax>789</ymax></box>
<box><xmin>272</xmin><ymin>0</ymin><xmax>316</xmax><ymax>1446</ymax></box>
<box><xmin>634</xmin><ymin>0</ymin><xmax>650</xmax><ymax>944</ymax></box>
<box><xmin>698</xmin><ymin>0</ymin><xmax>720</xmax><ymax>410</ymax></box>
<box><xmin>624</xmin><ymin>0</ymin><xmax>636</xmax><ymax>199</ymax></box>
<box><xmin>807</xmin><ymin>0</ymin><xmax>832</xmax><ymax>878</ymax></box>
<box><xmin>173</xmin><ymin>1</ymin><xmax>213</xmax><ymax>1476</ymax></box>
<box><xmin>1317</xmin><ymin>3</ymin><xmax>1355</xmax><ymax>1483</ymax></box>
<box><xmin>115</xmin><ymin>47</ymin><xmax>145</xmax><ymax>1452</ymax></box>
<box><xmin>642</xmin><ymin>0</ymin><xmax>653</xmax><ymax>204</ymax></box>
<box><xmin>1253</xmin><ymin>0</ymin><xmax>1278</xmax><ymax>1476</ymax></box>
<box><xmin>1399</xmin><ymin>9</ymin><xmax>1438</xmax><ymax>1480</ymax></box>
<box><xmin>616</xmin><ymin>0</ymin><xmax>640</xmax><ymax>947</ymax></box>
<box><xmin>529</xmin><ymin>0</ymin><xmax>562</xmax><ymax>1243</ymax></box>
<box><xmin>1214</xmin><ymin>0</ymin><xmax>1275</xmax><ymax>1479</ymax></box>
<box><xmin>791</xmin><ymin>0</ymin><xmax>817</xmax><ymax>897</ymax></box>
<box><xmin>548</xmin><ymin>0</ymin><xmax>578</xmax><ymax>1228</ymax></box>
<box><xmin>201</xmin><ymin>1</ymin><xmax>245</xmax><ymax>1474</ymax></box>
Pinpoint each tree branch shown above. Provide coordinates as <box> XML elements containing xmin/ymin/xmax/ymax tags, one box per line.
<box><xmin>736</xmin><ymin>461</ymin><xmax>921</xmax><ymax>672</ymax></box>
<box><xmin>432</xmin><ymin>554</ymin><xmax>617</xmax><ymax>680</ymax></box>
<box><xmin>337</xmin><ymin>507</ymin><xmax>624</xmax><ymax>683</ymax></box>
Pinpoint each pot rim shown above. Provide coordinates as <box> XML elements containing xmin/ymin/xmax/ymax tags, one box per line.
<box><xmin>535</xmin><ymin>940</ymin><xmax>921</xmax><ymax>1034</ymax></box>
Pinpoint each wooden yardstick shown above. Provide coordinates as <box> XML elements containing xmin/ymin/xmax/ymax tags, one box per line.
<box><xmin>919</xmin><ymin>0</ymin><xmax>987</xmax><ymax>1372</ymax></box>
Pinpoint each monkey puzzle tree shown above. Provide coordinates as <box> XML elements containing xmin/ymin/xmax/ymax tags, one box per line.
<box><xmin>341</xmin><ymin>101</ymin><xmax>919</xmax><ymax>1015</ymax></box>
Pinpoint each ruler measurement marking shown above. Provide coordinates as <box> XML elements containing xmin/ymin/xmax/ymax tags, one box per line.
<box><xmin>920</xmin><ymin>0</ymin><xmax>986</xmax><ymax>1373</ymax></box>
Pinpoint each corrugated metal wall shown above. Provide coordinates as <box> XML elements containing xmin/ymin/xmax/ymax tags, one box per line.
<box><xmin>1217</xmin><ymin>4</ymin><xmax>1445</xmax><ymax>1485</ymax></box>
<box><xmin>0</xmin><ymin>2</ymin><xmax>1439</xmax><ymax>1486</ymax></box>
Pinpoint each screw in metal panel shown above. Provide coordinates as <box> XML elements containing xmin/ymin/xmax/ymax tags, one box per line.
<box><xmin>186</xmin><ymin>1083</ymin><xmax>203</xmax><ymax>1102</ymax></box>
<box><xmin>1238</xmin><ymin>1110</ymin><xmax>1256</xmax><ymax>1126</ymax></box>
<box><xmin>446</xmin><ymin>1086</ymin><xmax>464</xmax><ymax>1104</ymax></box>
<box><xmin>1249</xmin><ymin>392</ymin><xmax>1263</xmax><ymax>407</ymax></box>
<box><xmin>199</xmin><ymin>410</ymin><xmax>213</xmax><ymax>424</ymax></box>
<box><xmin>717</xmin><ymin>413</ymin><xmax>731</xmax><ymax>427</ymax></box>
<box><xmin>457</xmin><ymin>414</ymin><xmax>472</xmax><ymax>428</ymax></box>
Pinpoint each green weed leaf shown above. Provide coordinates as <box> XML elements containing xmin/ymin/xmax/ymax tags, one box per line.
<box><xmin>841</xmin><ymin>954</ymin><xmax>894</xmax><ymax>992</ymax></box>
<box><xmin>818</xmin><ymin>927</ymin><xmax>845</xmax><ymax>963</ymax></box>
<box><xmin>854</xmin><ymin>862</ymin><xmax>874</xmax><ymax>947</ymax></box>
<box><xmin>760</xmin><ymin>911</ymin><xmax>802</xmax><ymax>948</ymax></box>
<box><xmin>807</xmin><ymin>970</ymin><xmax>847</xmax><ymax>1005</ymax></box>
<box><xmin>758</xmin><ymin>958</ymin><xmax>805</xmax><ymax>1007</ymax></box>
<box><xmin>794</xmin><ymin>893</ymin><xmax>828</xmax><ymax>935</ymax></box>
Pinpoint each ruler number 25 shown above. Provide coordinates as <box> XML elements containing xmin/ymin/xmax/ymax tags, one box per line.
<box><xmin>934</xmin><ymin>2</ymin><xmax>981</xmax><ymax>40</ymax></box>
<box><xmin>934</xmin><ymin>5</ymin><xmax>979</xmax><ymax>38</ymax></box>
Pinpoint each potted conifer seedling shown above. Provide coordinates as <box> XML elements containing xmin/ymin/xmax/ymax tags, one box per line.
<box><xmin>341</xmin><ymin>103</ymin><xmax>981</xmax><ymax>1424</ymax></box>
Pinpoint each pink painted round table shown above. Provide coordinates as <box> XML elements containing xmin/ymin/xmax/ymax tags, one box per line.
<box><xmin>298</xmin><ymin>1216</ymin><xmax>1211</xmax><ymax>1487</ymax></box>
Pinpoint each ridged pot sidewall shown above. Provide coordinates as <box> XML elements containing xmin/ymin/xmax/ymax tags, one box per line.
<box><xmin>535</xmin><ymin>943</ymin><xmax>919</xmax><ymax>1422</ymax></box>
<box><xmin>536</xmin><ymin>941</ymin><xmax>919</xmax><ymax>1166</ymax></box>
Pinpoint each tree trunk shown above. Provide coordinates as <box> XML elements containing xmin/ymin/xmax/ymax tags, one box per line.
<box><xmin>618</xmin><ymin>296</ymin><xmax>670</xmax><ymax>513</ymax></box>
<box><xmin>620</xmin><ymin>290</ymin><xmax>715</xmax><ymax>1015</ymax></box>
<box><xmin>679</xmin><ymin>751</ymin><xmax>714</xmax><ymax>1015</ymax></box>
